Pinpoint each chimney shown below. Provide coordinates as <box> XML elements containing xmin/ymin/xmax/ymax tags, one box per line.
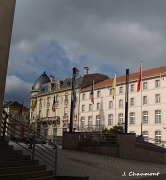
<box><xmin>84</xmin><ymin>67</ymin><xmax>89</xmax><ymax>75</ymax></box>
<box><xmin>50</xmin><ymin>75</ymin><xmax>55</xmax><ymax>82</ymax></box>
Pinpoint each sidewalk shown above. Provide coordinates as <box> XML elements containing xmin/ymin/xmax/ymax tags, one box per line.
<box><xmin>10</xmin><ymin>142</ymin><xmax>166</xmax><ymax>180</ymax></box>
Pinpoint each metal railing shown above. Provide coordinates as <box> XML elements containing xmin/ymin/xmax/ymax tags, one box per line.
<box><xmin>1</xmin><ymin>109</ymin><xmax>58</xmax><ymax>175</ymax></box>
<box><xmin>136</xmin><ymin>135</ymin><xmax>166</xmax><ymax>152</ymax></box>
<box><xmin>79</xmin><ymin>132</ymin><xmax>118</xmax><ymax>144</ymax></box>
<box><xmin>77</xmin><ymin>125</ymin><xmax>105</xmax><ymax>132</ymax></box>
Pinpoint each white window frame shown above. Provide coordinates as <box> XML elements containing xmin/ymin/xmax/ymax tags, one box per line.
<box><xmin>97</xmin><ymin>91</ymin><xmax>101</xmax><ymax>98</ymax></box>
<box><xmin>88</xmin><ymin>116</ymin><xmax>92</xmax><ymax>129</ymax></box>
<box><xmin>130</xmin><ymin>84</ymin><xmax>134</xmax><ymax>92</ymax></box>
<box><xmin>118</xmin><ymin>113</ymin><xmax>123</xmax><ymax>125</ymax></box>
<box><xmin>119</xmin><ymin>87</ymin><xmax>123</xmax><ymax>94</ymax></box>
<box><xmin>155</xmin><ymin>131</ymin><xmax>161</xmax><ymax>145</ymax></box>
<box><xmin>156</xmin><ymin>94</ymin><xmax>160</xmax><ymax>103</ymax></box>
<box><xmin>108</xmin><ymin>114</ymin><xmax>113</xmax><ymax>126</ymax></box>
<box><xmin>82</xmin><ymin>105</ymin><xmax>85</xmax><ymax>112</ymax></box>
<box><xmin>143</xmin><ymin>82</ymin><xmax>147</xmax><ymax>90</ymax></box>
<box><xmin>130</xmin><ymin>112</ymin><xmax>135</xmax><ymax>125</ymax></box>
<box><xmin>109</xmin><ymin>101</ymin><xmax>113</xmax><ymax>108</ymax></box>
<box><xmin>97</xmin><ymin>103</ymin><xmax>100</xmax><ymax>110</ymax></box>
<box><xmin>89</xmin><ymin>104</ymin><xmax>92</xmax><ymax>111</ymax></box>
<box><xmin>82</xmin><ymin>93</ymin><xmax>86</xmax><ymax>100</ymax></box>
<box><xmin>130</xmin><ymin>98</ymin><xmax>134</xmax><ymax>106</ymax></box>
<box><xmin>155</xmin><ymin>110</ymin><xmax>161</xmax><ymax>124</ymax></box>
<box><xmin>143</xmin><ymin>96</ymin><xmax>148</xmax><ymax>105</ymax></box>
<box><xmin>64</xmin><ymin>107</ymin><xmax>67</xmax><ymax>116</ymax></box>
<box><xmin>96</xmin><ymin>115</ymin><xmax>100</xmax><ymax>129</ymax></box>
<box><xmin>119</xmin><ymin>99</ymin><xmax>123</xmax><ymax>108</ymax></box>
<box><xmin>155</xmin><ymin>80</ymin><xmax>160</xmax><ymax>88</ymax></box>
<box><xmin>81</xmin><ymin>117</ymin><xmax>85</xmax><ymax>130</ymax></box>
<box><xmin>142</xmin><ymin>131</ymin><xmax>148</xmax><ymax>142</ymax></box>
<box><xmin>143</xmin><ymin>111</ymin><xmax>148</xmax><ymax>124</ymax></box>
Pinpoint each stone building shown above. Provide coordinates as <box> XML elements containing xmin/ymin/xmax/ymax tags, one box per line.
<box><xmin>29</xmin><ymin>67</ymin><xmax>109</xmax><ymax>140</ymax></box>
<box><xmin>80</xmin><ymin>65</ymin><xmax>166</xmax><ymax>142</ymax></box>
<box><xmin>3</xmin><ymin>101</ymin><xmax>29</xmax><ymax>138</ymax></box>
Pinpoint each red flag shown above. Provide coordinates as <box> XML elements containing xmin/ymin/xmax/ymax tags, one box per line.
<box><xmin>19</xmin><ymin>102</ymin><xmax>24</xmax><ymax>115</ymax></box>
<box><xmin>52</xmin><ymin>95</ymin><xmax>55</xmax><ymax>112</ymax></box>
<box><xmin>137</xmin><ymin>64</ymin><xmax>142</xmax><ymax>92</ymax></box>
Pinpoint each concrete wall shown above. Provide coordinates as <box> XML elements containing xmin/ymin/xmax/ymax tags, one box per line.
<box><xmin>0</xmin><ymin>0</ymin><xmax>16</xmax><ymax>141</ymax></box>
<box><xmin>62</xmin><ymin>132</ymin><xmax>80</xmax><ymax>150</ymax></box>
<box><xmin>63</xmin><ymin>132</ymin><xmax>166</xmax><ymax>164</ymax></box>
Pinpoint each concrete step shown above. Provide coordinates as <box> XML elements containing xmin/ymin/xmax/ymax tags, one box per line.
<box><xmin>0</xmin><ymin>144</ymin><xmax>13</xmax><ymax>150</ymax></box>
<box><xmin>0</xmin><ymin>140</ymin><xmax>9</xmax><ymax>145</ymax></box>
<box><xmin>0</xmin><ymin>169</ymin><xmax>54</xmax><ymax>180</ymax></box>
<box><xmin>0</xmin><ymin>154</ymin><xmax>31</xmax><ymax>161</ymax></box>
<box><xmin>0</xmin><ymin>149</ymin><xmax>22</xmax><ymax>155</ymax></box>
<box><xmin>0</xmin><ymin>159</ymin><xmax>39</xmax><ymax>168</ymax></box>
<box><xmin>0</xmin><ymin>165</ymin><xmax>47</xmax><ymax>175</ymax></box>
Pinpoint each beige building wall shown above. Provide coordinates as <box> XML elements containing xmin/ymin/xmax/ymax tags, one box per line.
<box><xmin>30</xmin><ymin>87</ymin><xmax>80</xmax><ymax>138</ymax></box>
<box><xmin>0</xmin><ymin>0</ymin><xmax>16</xmax><ymax>140</ymax></box>
<box><xmin>80</xmin><ymin>75</ymin><xmax>166</xmax><ymax>141</ymax></box>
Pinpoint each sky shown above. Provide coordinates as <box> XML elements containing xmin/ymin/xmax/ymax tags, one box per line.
<box><xmin>4</xmin><ymin>0</ymin><xmax>166</xmax><ymax>108</ymax></box>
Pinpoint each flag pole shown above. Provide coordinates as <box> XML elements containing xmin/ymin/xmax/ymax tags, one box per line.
<box><xmin>115</xmin><ymin>73</ymin><xmax>116</xmax><ymax>125</ymax></box>
<box><xmin>141</xmin><ymin>61</ymin><xmax>143</xmax><ymax>135</ymax></box>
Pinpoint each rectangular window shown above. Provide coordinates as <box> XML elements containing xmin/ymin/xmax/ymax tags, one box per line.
<box><xmin>82</xmin><ymin>94</ymin><xmax>85</xmax><ymax>100</ymax></box>
<box><xmin>130</xmin><ymin>84</ymin><xmax>134</xmax><ymax>92</ymax></box>
<box><xmin>155</xmin><ymin>131</ymin><xmax>161</xmax><ymax>145</ymax></box>
<box><xmin>81</xmin><ymin>117</ymin><xmax>85</xmax><ymax>130</ymax></box>
<box><xmin>156</xmin><ymin>94</ymin><xmax>160</xmax><ymax>103</ymax></box>
<box><xmin>109</xmin><ymin>89</ymin><xmax>112</xmax><ymax>96</ymax></box>
<box><xmin>53</xmin><ymin>127</ymin><xmax>57</xmax><ymax>136</ymax></box>
<box><xmin>143</xmin><ymin>111</ymin><xmax>148</xmax><ymax>124</ymax></box>
<box><xmin>108</xmin><ymin>114</ymin><xmax>113</xmax><ymax>125</ymax></box>
<box><xmin>119</xmin><ymin>99</ymin><xmax>123</xmax><ymax>108</ymax></box>
<box><xmin>97</xmin><ymin>91</ymin><xmax>101</xmax><ymax>97</ymax></box>
<box><xmin>142</xmin><ymin>131</ymin><xmax>148</xmax><ymax>142</ymax></box>
<box><xmin>46</xmin><ymin>109</ymin><xmax>49</xmax><ymax>117</ymax></box>
<box><xmin>130</xmin><ymin>98</ymin><xmax>134</xmax><ymax>106</ymax></box>
<box><xmin>64</xmin><ymin>107</ymin><xmax>67</xmax><ymax>116</ymax></box>
<box><xmin>88</xmin><ymin>116</ymin><xmax>92</xmax><ymax>129</ymax></box>
<box><xmin>155</xmin><ymin>80</ymin><xmax>160</xmax><ymax>88</ymax></box>
<box><xmin>89</xmin><ymin>104</ymin><xmax>92</xmax><ymax>111</ymax></box>
<box><xmin>130</xmin><ymin>112</ymin><xmax>135</xmax><ymax>125</ymax></box>
<box><xmin>109</xmin><ymin>101</ymin><xmax>113</xmax><ymax>108</ymax></box>
<box><xmin>97</xmin><ymin>103</ymin><xmax>100</xmax><ymax>110</ymax></box>
<box><xmin>96</xmin><ymin>115</ymin><xmax>100</xmax><ymax>129</ymax></box>
<box><xmin>119</xmin><ymin>87</ymin><xmax>123</xmax><ymax>94</ymax></box>
<box><xmin>143</xmin><ymin>96</ymin><xmax>147</xmax><ymax>105</ymax></box>
<box><xmin>155</xmin><ymin>110</ymin><xmax>161</xmax><ymax>124</ymax></box>
<box><xmin>47</xmin><ymin>97</ymin><xmax>50</xmax><ymax>105</ymax></box>
<box><xmin>65</xmin><ymin>94</ymin><xmax>68</xmax><ymax>101</ymax></box>
<box><xmin>55</xmin><ymin>108</ymin><xmax>58</xmax><ymax>116</ymax></box>
<box><xmin>82</xmin><ymin>105</ymin><xmax>85</xmax><ymax>112</ymax></box>
<box><xmin>118</xmin><ymin>113</ymin><xmax>123</xmax><ymax>124</ymax></box>
<box><xmin>143</xmin><ymin>82</ymin><xmax>147</xmax><ymax>90</ymax></box>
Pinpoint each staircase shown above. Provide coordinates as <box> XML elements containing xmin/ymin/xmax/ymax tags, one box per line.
<box><xmin>0</xmin><ymin>140</ymin><xmax>57</xmax><ymax>180</ymax></box>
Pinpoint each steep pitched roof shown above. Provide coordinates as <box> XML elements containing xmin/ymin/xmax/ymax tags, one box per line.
<box><xmin>3</xmin><ymin>101</ymin><xmax>28</xmax><ymax>109</ymax></box>
<box><xmin>82</xmin><ymin>65</ymin><xmax>166</xmax><ymax>91</ymax></box>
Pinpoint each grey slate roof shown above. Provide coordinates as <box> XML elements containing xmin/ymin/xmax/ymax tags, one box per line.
<box><xmin>38</xmin><ymin>75</ymin><xmax>84</xmax><ymax>94</ymax></box>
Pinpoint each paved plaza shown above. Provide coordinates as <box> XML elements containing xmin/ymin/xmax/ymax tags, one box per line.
<box><xmin>10</xmin><ymin>142</ymin><xmax>166</xmax><ymax>180</ymax></box>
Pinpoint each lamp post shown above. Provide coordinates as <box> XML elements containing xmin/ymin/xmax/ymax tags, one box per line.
<box><xmin>69</xmin><ymin>67</ymin><xmax>79</xmax><ymax>132</ymax></box>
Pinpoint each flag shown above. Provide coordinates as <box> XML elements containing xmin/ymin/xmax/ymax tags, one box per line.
<box><xmin>112</xmin><ymin>73</ymin><xmax>116</xmax><ymax>99</ymax></box>
<box><xmin>52</xmin><ymin>95</ymin><xmax>55</xmax><ymax>112</ymax></box>
<box><xmin>137</xmin><ymin>63</ymin><xmax>142</xmax><ymax>92</ymax></box>
<box><xmin>19</xmin><ymin>102</ymin><xmax>24</xmax><ymax>115</ymax></box>
<box><xmin>90</xmin><ymin>80</ymin><xmax>94</xmax><ymax>104</ymax></box>
<box><xmin>30</xmin><ymin>99</ymin><xmax>37</xmax><ymax>111</ymax></box>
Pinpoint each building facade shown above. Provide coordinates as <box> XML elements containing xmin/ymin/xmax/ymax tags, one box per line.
<box><xmin>80</xmin><ymin>66</ymin><xmax>166</xmax><ymax>142</ymax></box>
<box><xmin>29</xmin><ymin>67</ymin><xmax>109</xmax><ymax>140</ymax></box>
<box><xmin>3</xmin><ymin>101</ymin><xmax>29</xmax><ymax>138</ymax></box>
